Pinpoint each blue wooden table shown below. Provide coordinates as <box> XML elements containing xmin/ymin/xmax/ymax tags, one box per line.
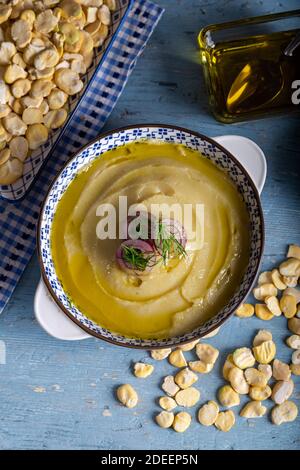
<box><xmin>0</xmin><ymin>0</ymin><xmax>299</xmax><ymax>450</ymax></box>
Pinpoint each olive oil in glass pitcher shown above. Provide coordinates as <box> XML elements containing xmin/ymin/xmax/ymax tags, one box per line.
<box><xmin>198</xmin><ymin>10</ymin><xmax>300</xmax><ymax>123</ymax></box>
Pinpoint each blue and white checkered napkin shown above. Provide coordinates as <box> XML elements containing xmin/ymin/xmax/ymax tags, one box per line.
<box><xmin>0</xmin><ymin>0</ymin><xmax>164</xmax><ymax>314</ymax></box>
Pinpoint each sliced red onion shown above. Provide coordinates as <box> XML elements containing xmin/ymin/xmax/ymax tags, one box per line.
<box><xmin>122</xmin><ymin>211</ymin><xmax>157</xmax><ymax>242</ymax></box>
<box><xmin>155</xmin><ymin>218</ymin><xmax>187</xmax><ymax>253</ymax></box>
<box><xmin>116</xmin><ymin>239</ymin><xmax>156</xmax><ymax>273</ymax></box>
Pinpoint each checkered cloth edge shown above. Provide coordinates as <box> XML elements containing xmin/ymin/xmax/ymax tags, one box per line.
<box><xmin>0</xmin><ymin>0</ymin><xmax>164</xmax><ymax>313</ymax></box>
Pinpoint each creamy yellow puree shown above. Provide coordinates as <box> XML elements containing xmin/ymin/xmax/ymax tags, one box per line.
<box><xmin>51</xmin><ymin>141</ymin><xmax>250</xmax><ymax>339</ymax></box>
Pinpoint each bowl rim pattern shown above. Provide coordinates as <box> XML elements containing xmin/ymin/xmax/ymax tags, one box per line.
<box><xmin>37</xmin><ymin>123</ymin><xmax>265</xmax><ymax>349</ymax></box>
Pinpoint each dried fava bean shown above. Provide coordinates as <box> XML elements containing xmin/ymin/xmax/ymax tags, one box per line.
<box><xmin>31</xmin><ymin>80</ymin><xmax>54</xmax><ymax>98</ymax></box>
<box><xmin>290</xmin><ymin>364</ymin><xmax>300</xmax><ymax>375</ymax></box>
<box><xmin>34</xmin><ymin>48</ymin><xmax>60</xmax><ymax>71</ymax></box>
<box><xmin>9</xmin><ymin>136</ymin><xmax>28</xmax><ymax>162</ymax></box>
<box><xmin>20</xmin><ymin>9</ymin><xmax>36</xmax><ymax>26</ymax></box>
<box><xmin>198</xmin><ymin>401</ymin><xmax>219</xmax><ymax>426</ymax></box>
<box><xmin>228</xmin><ymin>366</ymin><xmax>249</xmax><ymax>394</ymax></box>
<box><xmin>61</xmin><ymin>19</ymin><xmax>81</xmax><ymax>41</ymax></box>
<box><xmin>189</xmin><ymin>360</ymin><xmax>213</xmax><ymax>374</ymax></box>
<box><xmin>34</xmin><ymin>9</ymin><xmax>58</xmax><ymax>34</ymax></box>
<box><xmin>11</xmin><ymin>19</ymin><xmax>32</xmax><ymax>48</ymax></box>
<box><xmin>178</xmin><ymin>339</ymin><xmax>199</xmax><ymax>351</ymax></box>
<box><xmin>196</xmin><ymin>343</ymin><xmax>219</xmax><ymax>364</ymax></box>
<box><xmin>0</xmin><ymin>81</ymin><xmax>10</xmax><ymax>104</ymax></box>
<box><xmin>288</xmin><ymin>317</ymin><xmax>300</xmax><ymax>335</ymax></box>
<box><xmin>38</xmin><ymin>100</ymin><xmax>49</xmax><ymax>116</ymax></box>
<box><xmin>4</xmin><ymin>65</ymin><xmax>27</xmax><ymax>84</ymax></box>
<box><xmin>0</xmin><ymin>42</ymin><xmax>16</xmax><ymax>66</ymax></box>
<box><xmin>86</xmin><ymin>7</ymin><xmax>98</xmax><ymax>24</ymax></box>
<box><xmin>240</xmin><ymin>401</ymin><xmax>267</xmax><ymax>418</ymax></box>
<box><xmin>151</xmin><ymin>348</ymin><xmax>171</xmax><ymax>360</ymax></box>
<box><xmin>235</xmin><ymin>303</ymin><xmax>254</xmax><ymax>318</ymax></box>
<box><xmin>54</xmin><ymin>69</ymin><xmax>83</xmax><ymax>95</ymax></box>
<box><xmin>44</xmin><ymin>108</ymin><xmax>67</xmax><ymax>129</ymax></box>
<box><xmin>116</xmin><ymin>384</ymin><xmax>138</xmax><ymax>408</ymax></box>
<box><xmin>257</xmin><ymin>271</ymin><xmax>272</xmax><ymax>285</ymax></box>
<box><xmin>280</xmin><ymin>295</ymin><xmax>297</xmax><ymax>319</ymax></box>
<box><xmin>175</xmin><ymin>387</ymin><xmax>200</xmax><ymax>407</ymax></box>
<box><xmin>105</xmin><ymin>0</ymin><xmax>117</xmax><ymax>10</ymax></box>
<box><xmin>23</xmin><ymin>39</ymin><xmax>46</xmax><ymax>66</ymax></box>
<box><xmin>282</xmin><ymin>276</ymin><xmax>298</xmax><ymax>288</ymax></box>
<box><xmin>279</xmin><ymin>258</ymin><xmax>300</xmax><ymax>277</ymax></box>
<box><xmin>70</xmin><ymin>57</ymin><xmax>86</xmax><ymax>74</ymax></box>
<box><xmin>0</xmin><ymin>123</ymin><xmax>8</xmax><ymax>142</ymax></box>
<box><xmin>253</xmin><ymin>340</ymin><xmax>276</xmax><ymax>364</ymax></box>
<box><xmin>271</xmin><ymin>269</ymin><xmax>287</xmax><ymax>290</ymax></box>
<box><xmin>244</xmin><ymin>368</ymin><xmax>268</xmax><ymax>387</ymax></box>
<box><xmin>260</xmin><ymin>363</ymin><xmax>275</xmax><ymax>382</ymax></box>
<box><xmin>265</xmin><ymin>296</ymin><xmax>281</xmax><ymax>317</ymax></box>
<box><xmin>11</xmin><ymin>79</ymin><xmax>31</xmax><ymax>99</ymax></box>
<box><xmin>271</xmin><ymin>401</ymin><xmax>298</xmax><ymax>425</ymax></box>
<box><xmin>48</xmin><ymin>88</ymin><xmax>68</xmax><ymax>110</ymax></box>
<box><xmin>272</xmin><ymin>359</ymin><xmax>291</xmax><ymax>381</ymax></box>
<box><xmin>65</xmin><ymin>31</ymin><xmax>85</xmax><ymax>54</ymax></box>
<box><xmin>21</xmin><ymin>95</ymin><xmax>43</xmax><ymax>109</ymax></box>
<box><xmin>253</xmin><ymin>283</ymin><xmax>277</xmax><ymax>301</ymax></box>
<box><xmin>286</xmin><ymin>335</ymin><xmax>300</xmax><ymax>349</ymax></box>
<box><xmin>3</xmin><ymin>113</ymin><xmax>27</xmax><ymax>136</ymax></box>
<box><xmin>22</xmin><ymin>108</ymin><xmax>43</xmax><ymax>125</ymax></box>
<box><xmin>0</xmin><ymin>158</ymin><xmax>23</xmax><ymax>185</ymax></box>
<box><xmin>0</xmin><ymin>148</ymin><xmax>10</xmax><ymax>165</ymax></box>
<box><xmin>79</xmin><ymin>0</ymin><xmax>103</xmax><ymax>7</ymax></box>
<box><xmin>29</xmin><ymin>67</ymin><xmax>55</xmax><ymax>81</ymax></box>
<box><xmin>249</xmin><ymin>385</ymin><xmax>272</xmax><ymax>401</ymax></box>
<box><xmin>292</xmin><ymin>350</ymin><xmax>300</xmax><ymax>365</ymax></box>
<box><xmin>133</xmin><ymin>362</ymin><xmax>154</xmax><ymax>378</ymax></box>
<box><xmin>287</xmin><ymin>244</ymin><xmax>300</xmax><ymax>260</ymax></box>
<box><xmin>161</xmin><ymin>376</ymin><xmax>179</xmax><ymax>397</ymax></box>
<box><xmin>203</xmin><ymin>327</ymin><xmax>220</xmax><ymax>338</ymax></box>
<box><xmin>223</xmin><ymin>354</ymin><xmax>235</xmax><ymax>381</ymax></box>
<box><xmin>83</xmin><ymin>50</ymin><xmax>94</xmax><ymax>69</ymax></box>
<box><xmin>85</xmin><ymin>18</ymin><xmax>102</xmax><ymax>36</ymax></box>
<box><xmin>232</xmin><ymin>347</ymin><xmax>255</xmax><ymax>369</ymax></box>
<box><xmin>284</xmin><ymin>288</ymin><xmax>300</xmax><ymax>303</ymax></box>
<box><xmin>98</xmin><ymin>4</ymin><xmax>111</xmax><ymax>25</ymax></box>
<box><xmin>12</xmin><ymin>99</ymin><xmax>23</xmax><ymax>115</ymax></box>
<box><xmin>60</xmin><ymin>0</ymin><xmax>83</xmax><ymax>19</ymax></box>
<box><xmin>26</xmin><ymin>124</ymin><xmax>48</xmax><ymax>150</ymax></box>
<box><xmin>174</xmin><ymin>368</ymin><xmax>198</xmax><ymax>389</ymax></box>
<box><xmin>159</xmin><ymin>396</ymin><xmax>177</xmax><ymax>412</ymax></box>
<box><xmin>168</xmin><ymin>350</ymin><xmax>187</xmax><ymax>368</ymax></box>
<box><xmin>91</xmin><ymin>23</ymin><xmax>109</xmax><ymax>48</ymax></box>
<box><xmin>253</xmin><ymin>329</ymin><xmax>272</xmax><ymax>347</ymax></box>
<box><xmin>255</xmin><ymin>304</ymin><xmax>273</xmax><ymax>321</ymax></box>
<box><xmin>173</xmin><ymin>411</ymin><xmax>191</xmax><ymax>433</ymax></box>
<box><xmin>214</xmin><ymin>410</ymin><xmax>235</xmax><ymax>432</ymax></box>
<box><xmin>258</xmin><ymin>364</ymin><xmax>272</xmax><ymax>381</ymax></box>
<box><xmin>79</xmin><ymin>31</ymin><xmax>94</xmax><ymax>56</ymax></box>
<box><xmin>0</xmin><ymin>6</ymin><xmax>12</xmax><ymax>25</ymax></box>
<box><xmin>0</xmin><ymin>104</ymin><xmax>10</xmax><ymax>118</ymax></box>
<box><xmin>218</xmin><ymin>385</ymin><xmax>240</xmax><ymax>408</ymax></box>
<box><xmin>272</xmin><ymin>379</ymin><xmax>294</xmax><ymax>405</ymax></box>
<box><xmin>155</xmin><ymin>411</ymin><xmax>174</xmax><ymax>428</ymax></box>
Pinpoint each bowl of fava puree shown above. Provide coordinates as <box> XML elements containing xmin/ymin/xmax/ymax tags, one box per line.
<box><xmin>38</xmin><ymin>125</ymin><xmax>264</xmax><ymax>349</ymax></box>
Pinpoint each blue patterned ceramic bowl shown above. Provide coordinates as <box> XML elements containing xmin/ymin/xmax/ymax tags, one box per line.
<box><xmin>38</xmin><ymin>125</ymin><xmax>264</xmax><ymax>349</ymax></box>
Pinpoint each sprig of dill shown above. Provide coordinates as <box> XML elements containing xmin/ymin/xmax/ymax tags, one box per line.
<box><xmin>122</xmin><ymin>245</ymin><xmax>154</xmax><ymax>271</ymax></box>
<box><xmin>156</xmin><ymin>222</ymin><xmax>187</xmax><ymax>265</ymax></box>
